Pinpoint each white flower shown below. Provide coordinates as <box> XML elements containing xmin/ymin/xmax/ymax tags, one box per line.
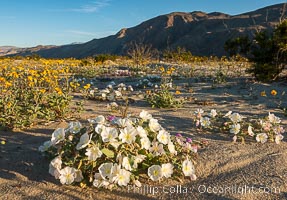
<box><xmin>194</xmin><ymin>108</ymin><xmax>204</xmax><ymax>118</ymax></box>
<box><xmin>38</xmin><ymin>140</ymin><xmax>52</xmax><ymax>152</ymax></box>
<box><xmin>273</xmin><ymin>126</ymin><xmax>285</xmax><ymax>135</ymax></box>
<box><xmin>128</xmin><ymin>85</ymin><xmax>134</xmax><ymax>91</ymax></box>
<box><xmin>224</xmin><ymin>111</ymin><xmax>232</xmax><ymax>117</ymax></box>
<box><xmin>200</xmin><ymin>117</ymin><xmax>211</xmax><ymax>127</ymax></box>
<box><xmin>248</xmin><ymin>125</ymin><xmax>255</xmax><ymax>136</ymax></box>
<box><xmin>51</xmin><ymin>128</ymin><xmax>65</xmax><ymax>145</ymax></box>
<box><xmin>115</xmin><ymin>90</ymin><xmax>122</xmax><ymax>97</ymax></box>
<box><xmin>168</xmin><ymin>142</ymin><xmax>177</xmax><ymax>155</ymax></box>
<box><xmin>49</xmin><ymin>156</ymin><xmax>62</xmax><ymax>179</ymax></box>
<box><xmin>149</xmin><ymin>142</ymin><xmax>165</xmax><ymax>156</ymax></box>
<box><xmin>209</xmin><ymin>109</ymin><xmax>217</xmax><ymax>118</ymax></box>
<box><xmin>74</xmin><ymin>169</ymin><xmax>84</xmax><ymax>182</ymax></box>
<box><xmin>140</xmin><ymin>137</ymin><xmax>151</xmax><ymax>150</ymax></box>
<box><xmin>148</xmin><ymin>165</ymin><xmax>163</xmax><ymax>181</ymax></box>
<box><xmin>149</xmin><ymin>118</ymin><xmax>161</xmax><ymax>132</ymax></box>
<box><xmin>157</xmin><ymin>130</ymin><xmax>170</xmax><ymax>145</ymax></box>
<box><xmin>88</xmin><ymin>115</ymin><xmax>106</xmax><ymax>124</ymax></box>
<box><xmin>76</xmin><ymin>132</ymin><xmax>92</xmax><ymax>150</ymax></box>
<box><xmin>139</xmin><ymin>110</ymin><xmax>152</xmax><ymax>121</ymax></box>
<box><xmin>119</xmin><ymin>127</ymin><xmax>136</xmax><ymax>144</ymax></box>
<box><xmin>230</xmin><ymin>124</ymin><xmax>241</xmax><ymax>134</ymax></box>
<box><xmin>229</xmin><ymin>113</ymin><xmax>243</xmax><ymax>123</ymax></box>
<box><xmin>122</xmin><ymin>157</ymin><xmax>132</xmax><ymax>171</ymax></box>
<box><xmin>99</xmin><ymin>163</ymin><xmax>113</xmax><ymax>179</ymax></box>
<box><xmin>256</xmin><ymin>133</ymin><xmax>268</xmax><ymax>143</ymax></box>
<box><xmin>182</xmin><ymin>159</ymin><xmax>195</xmax><ymax>176</ymax></box>
<box><xmin>133</xmin><ymin>155</ymin><xmax>146</xmax><ymax>168</ymax></box>
<box><xmin>161</xmin><ymin>163</ymin><xmax>174</xmax><ymax>178</ymax></box>
<box><xmin>113</xmin><ymin>169</ymin><xmax>131</xmax><ymax>186</ymax></box>
<box><xmin>136</xmin><ymin>126</ymin><xmax>148</xmax><ymax>138</ymax></box>
<box><xmin>95</xmin><ymin>124</ymin><xmax>105</xmax><ymax>134</ymax></box>
<box><xmin>116</xmin><ymin>118</ymin><xmax>132</xmax><ymax>128</ymax></box>
<box><xmin>268</xmin><ymin>112</ymin><xmax>281</xmax><ymax>124</ymax></box>
<box><xmin>85</xmin><ymin>144</ymin><xmax>102</xmax><ymax>161</ymax></box>
<box><xmin>93</xmin><ymin>173</ymin><xmax>110</xmax><ymax>188</ymax></box>
<box><xmin>59</xmin><ymin>166</ymin><xmax>76</xmax><ymax>185</ymax></box>
<box><xmin>67</xmin><ymin>122</ymin><xmax>82</xmax><ymax>134</ymax></box>
<box><xmin>101</xmin><ymin>127</ymin><xmax>118</xmax><ymax>142</ymax></box>
<box><xmin>275</xmin><ymin>134</ymin><xmax>284</xmax><ymax>144</ymax></box>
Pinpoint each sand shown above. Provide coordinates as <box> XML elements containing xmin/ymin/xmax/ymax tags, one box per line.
<box><xmin>1</xmin><ymin>75</ymin><xmax>287</xmax><ymax>200</ymax></box>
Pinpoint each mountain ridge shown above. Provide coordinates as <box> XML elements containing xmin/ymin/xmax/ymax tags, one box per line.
<box><xmin>1</xmin><ymin>3</ymin><xmax>286</xmax><ymax>58</ymax></box>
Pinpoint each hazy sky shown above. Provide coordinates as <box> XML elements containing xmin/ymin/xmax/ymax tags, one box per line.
<box><xmin>0</xmin><ymin>0</ymin><xmax>285</xmax><ymax>47</ymax></box>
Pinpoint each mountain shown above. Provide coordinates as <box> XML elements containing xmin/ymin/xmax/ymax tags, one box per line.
<box><xmin>2</xmin><ymin>3</ymin><xmax>287</xmax><ymax>58</ymax></box>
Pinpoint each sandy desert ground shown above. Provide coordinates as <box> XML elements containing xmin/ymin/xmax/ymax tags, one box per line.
<box><xmin>1</xmin><ymin>75</ymin><xmax>287</xmax><ymax>200</ymax></box>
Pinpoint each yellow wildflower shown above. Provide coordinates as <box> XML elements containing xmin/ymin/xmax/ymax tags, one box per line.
<box><xmin>83</xmin><ymin>84</ymin><xmax>91</xmax><ymax>90</ymax></box>
<box><xmin>175</xmin><ymin>90</ymin><xmax>181</xmax><ymax>95</ymax></box>
<box><xmin>271</xmin><ymin>90</ymin><xmax>277</xmax><ymax>96</ymax></box>
<box><xmin>260</xmin><ymin>91</ymin><xmax>266</xmax><ymax>97</ymax></box>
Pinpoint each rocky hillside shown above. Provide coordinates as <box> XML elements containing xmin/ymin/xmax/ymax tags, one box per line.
<box><xmin>2</xmin><ymin>3</ymin><xmax>287</xmax><ymax>58</ymax></box>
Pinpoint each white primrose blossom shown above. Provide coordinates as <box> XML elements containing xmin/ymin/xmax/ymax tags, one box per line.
<box><xmin>76</xmin><ymin>132</ymin><xmax>93</xmax><ymax>150</ymax></box>
<box><xmin>248</xmin><ymin>125</ymin><xmax>255</xmax><ymax>137</ymax></box>
<box><xmin>93</xmin><ymin>173</ymin><xmax>110</xmax><ymax>188</ymax></box>
<box><xmin>200</xmin><ymin>117</ymin><xmax>211</xmax><ymax>127</ymax></box>
<box><xmin>148</xmin><ymin>165</ymin><xmax>163</xmax><ymax>181</ymax></box>
<box><xmin>119</xmin><ymin>127</ymin><xmax>137</xmax><ymax>144</ymax></box>
<box><xmin>149</xmin><ymin>118</ymin><xmax>161</xmax><ymax>132</ymax></box>
<box><xmin>139</xmin><ymin>110</ymin><xmax>152</xmax><ymax>121</ymax></box>
<box><xmin>157</xmin><ymin>130</ymin><xmax>170</xmax><ymax>145</ymax></box>
<box><xmin>38</xmin><ymin>140</ymin><xmax>52</xmax><ymax>152</ymax></box>
<box><xmin>268</xmin><ymin>112</ymin><xmax>281</xmax><ymax>124</ymax></box>
<box><xmin>101</xmin><ymin>127</ymin><xmax>118</xmax><ymax>143</ymax></box>
<box><xmin>49</xmin><ymin>156</ymin><xmax>62</xmax><ymax>179</ymax></box>
<box><xmin>67</xmin><ymin>122</ymin><xmax>82</xmax><ymax>134</ymax></box>
<box><xmin>168</xmin><ymin>142</ymin><xmax>177</xmax><ymax>155</ymax></box>
<box><xmin>230</xmin><ymin>124</ymin><xmax>241</xmax><ymax>134</ymax></box>
<box><xmin>122</xmin><ymin>157</ymin><xmax>132</xmax><ymax>171</ymax></box>
<box><xmin>88</xmin><ymin>115</ymin><xmax>106</xmax><ymax>124</ymax></box>
<box><xmin>59</xmin><ymin>166</ymin><xmax>76</xmax><ymax>185</ymax></box>
<box><xmin>275</xmin><ymin>134</ymin><xmax>284</xmax><ymax>144</ymax></box>
<box><xmin>140</xmin><ymin>137</ymin><xmax>151</xmax><ymax>150</ymax></box>
<box><xmin>74</xmin><ymin>169</ymin><xmax>84</xmax><ymax>182</ymax></box>
<box><xmin>133</xmin><ymin>155</ymin><xmax>146</xmax><ymax>168</ymax></box>
<box><xmin>256</xmin><ymin>133</ymin><xmax>268</xmax><ymax>143</ymax></box>
<box><xmin>161</xmin><ymin>163</ymin><xmax>174</xmax><ymax>178</ymax></box>
<box><xmin>149</xmin><ymin>141</ymin><xmax>165</xmax><ymax>156</ymax></box>
<box><xmin>182</xmin><ymin>159</ymin><xmax>195</xmax><ymax>177</ymax></box>
<box><xmin>209</xmin><ymin>109</ymin><xmax>217</xmax><ymax>118</ymax></box>
<box><xmin>99</xmin><ymin>163</ymin><xmax>113</xmax><ymax>179</ymax></box>
<box><xmin>51</xmin><ymin>128</ymin><xmax>65</xmax><ymax>145</ymax></box>
<box><xmin>112</xmin><ymin>168</ymin><xmax>131</xmax><ymax>186</ymax></box>
<box><xmin>229</xmin><ymin>113</ymin><xmax>243</xmax><ymax>124</ymax></box>
<box><xmin>85</xmin><ymin>144</ymin><xmax>102</xmax><ymax>161</ymax></box>
<box><xmin>136</xmin><ymin>126</ymin><xmax>148</xmax><ymax>138</ymax></box>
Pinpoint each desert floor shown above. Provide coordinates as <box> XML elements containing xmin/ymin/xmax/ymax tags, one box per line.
<box><xmin>1</xmin><ymin>75</ymin><xmax>287</xmax><ymax>200</ymax></box>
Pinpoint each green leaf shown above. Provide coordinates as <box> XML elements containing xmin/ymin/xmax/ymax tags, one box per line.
<box><xmin>101</xmin><ymin>148</ymin><xmax>114</xmax><ymax>158</ymax></box>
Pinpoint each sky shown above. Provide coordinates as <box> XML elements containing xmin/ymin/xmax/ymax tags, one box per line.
<box><xmin>0</xmin><ymin>0</ymin><xmax>286</xmax><ymax>47</ymax></box>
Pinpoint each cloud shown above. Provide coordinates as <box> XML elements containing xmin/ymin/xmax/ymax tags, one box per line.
<box><xmin>65</xmin><ymin>30</ymin><xmax>116</xmax><ymax>38</ymax></box>
<box><xmin>65</xmin><ymin>30</ymin><xmax>96</xmax><ymax>36</ymax></box>
<box><xmin>52</xmin><ymin>0</ymin><xmax>111</xmax><ymax>13</ymax></box>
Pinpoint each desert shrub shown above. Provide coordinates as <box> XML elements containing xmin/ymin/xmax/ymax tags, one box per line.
<box><xmin>39</xmin><ymin>110</ymin><xmax>203</xmax><ymax>189</ymax></box>
<box><xmin>145</xmin><ymin>66</ymin><xmax>184</xmax><ymax>108</ymax></box>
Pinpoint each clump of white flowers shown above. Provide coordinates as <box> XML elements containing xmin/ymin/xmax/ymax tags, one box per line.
<box><xmin>39</xmin><ymin>110</ymin><xmax>202</xmax><ymax>189</ymax></box>
<box><xmin>193</xmin><ymin>108</ymin><xmax>285</xmax><ymax>144</ymax></box>
<box><xmin>87</xmin><ymin>83</ymin><xmax>133</xmax><ymax>101</ymax></box>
